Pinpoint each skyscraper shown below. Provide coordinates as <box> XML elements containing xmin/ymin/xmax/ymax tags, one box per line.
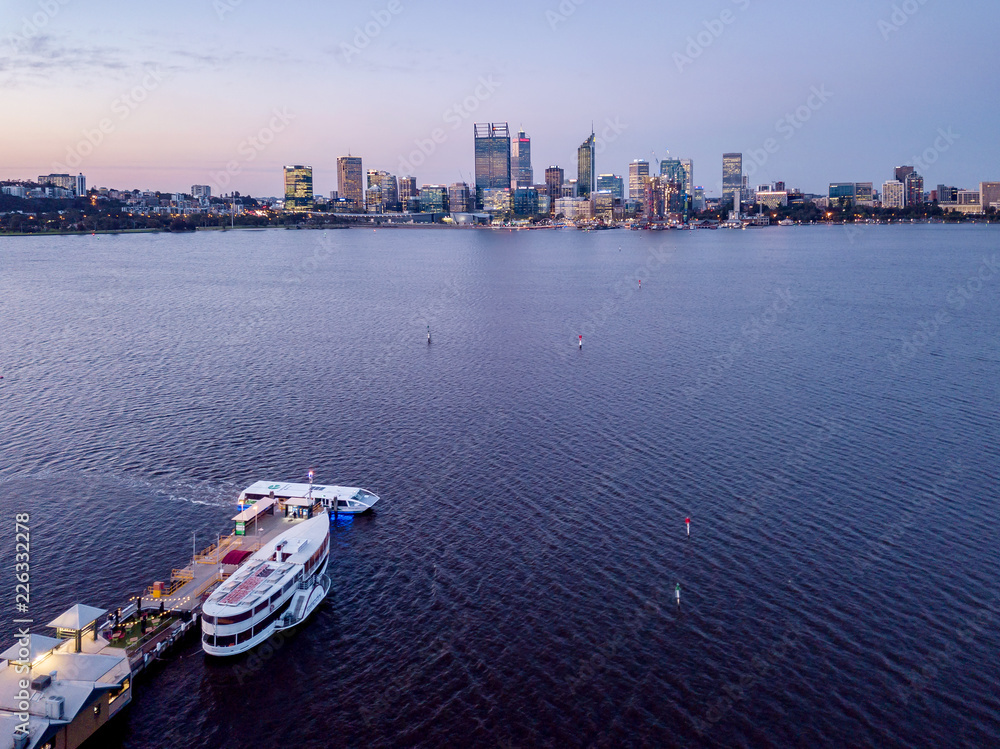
<box><xmin>545</xmin><ymin>166</ymin><xmax>564</xmax><ymax>204</ymax></box>
<box><xmin>722</xmin><ymin>153</ymin><xmax>743</xmax><ymax>207</ymax></box>
<box><xmin>474</xmin><ymin>123</ymin><xmax>511</xmax><ymax>209</ymax></box>
<box><xmin>979</xmin><ymin>181</ymin><xmax>1000</xmax><ymax>211</ymax></box>
<box><xmin>337</xmin><ymin>156</ymin><xmax>363</xmax><ymax>210</ymax></box>
<box><xmin>577</xmin><ymin>131</ymin><xmax>595</xmax><ymax>199</ymax></box>
<box><xmin>74</xmin><ymin>173</ymin><xmax>86</xmax><ymax>197</ymax></box>
<box><xmin>596</xmin><ymin>174</ymin><xmax>624</xmax><ymax>201</ymax></box>
<box><xmin>680</xmin><ymin>159</ymin><xmax>694</xmax><ymax>198</ymax></box>
<box><xmin>448</xmin><ymin>182</ymin><xmax>471</xmax><ymax>213</ymax></box>
<box><xmin>399</xmin><ymin>176</ymin><xmax>418</xmax><ymax>211</ymax></box>
<box><xmin>628</xmin><ymin>160</ymin><xmax>650</xmax><ymax>205</ymax></box>
<box><xmin>512</xmin><ymin>129</ymin><xmax>532</xmax><ymax>187</ymax></box>
<box><xmin>894</xmin><ymin>165</ymin><xmax>916</xmax><ymax>183</ymax></box>
<box><xmin>904</xmin><ymin>172</ymin><xmax>924</xmax><ymax>206</ymax></box>
<box><xmin>283</xmin><ymin>165</ymin><xmax>313</xmax><ymax>212</ymax></box>
<box><xmin>882</xmin><ymin>180</ymin><xmax>905</xmax><ymax>209</ymax></box>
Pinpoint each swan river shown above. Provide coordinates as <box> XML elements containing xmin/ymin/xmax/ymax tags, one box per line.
<box><xmin>1</xmin><ymin>224</ymin><xmax>998</xmax><ymax>748</ymax></box>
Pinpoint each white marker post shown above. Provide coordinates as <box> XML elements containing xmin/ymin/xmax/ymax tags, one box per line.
<box><xmin>676</xmin><ymin>583</ymin><xmax>681</xmax><ymax>606</ymax></box>
<box><xmin>686</xmin><ymin>517</ymin><xmax>690</xmax><ymax>536</ymax></box>
<box><xmin>578</xmin><ymin>335</ymin><xmax>583</xmax><ymax>349</ymax></box>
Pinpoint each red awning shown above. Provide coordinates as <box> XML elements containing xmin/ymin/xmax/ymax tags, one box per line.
<box><xmin>221</xmin><ymin>549</ymin><xmax>253</xmax><ymax>566</ymax></box>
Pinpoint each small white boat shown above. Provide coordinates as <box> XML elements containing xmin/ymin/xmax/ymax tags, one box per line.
<box><xmin>201</xmin><ymin>513</ymin><xmax>330</xmax><ymax>656</ymax></box>
<box><xmin>239</xmin><ymin>479</ymin><xmax>380</xmax><ymax>514</ymax></box>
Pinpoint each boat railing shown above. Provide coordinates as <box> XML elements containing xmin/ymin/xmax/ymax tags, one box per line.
<box><xmin>143</xmin><ymin>568</ymin><xmax>194</xmax><ymax>598</ymax></box>
<box><xmin>194</xmin><ymin>534</ymin><xmax>240</xmax><ymax>565</ymax></box>
<box><xmin>188</xmin><ymin>569</ymin><xmax>225</xmax><ymax>602</ymax></box>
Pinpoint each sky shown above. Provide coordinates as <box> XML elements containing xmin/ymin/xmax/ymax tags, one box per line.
<box><xmin>2</xmin><ymin>0</ymin><xmax>999</xmax><ymax>197</ymax></box>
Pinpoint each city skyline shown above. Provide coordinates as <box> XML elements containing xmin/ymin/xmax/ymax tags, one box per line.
<box><xmin>3</xmin><ymin>1</ymin><xmax>999</xmax><ymax>195</ymax></box>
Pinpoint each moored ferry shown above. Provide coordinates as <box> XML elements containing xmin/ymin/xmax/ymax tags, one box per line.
<box><xmin>239</xmin><ymin>479</ymin><xmax>380</xmax><ymax>514</ymax></box>
<box><xmin>201</xmin><ymin>513</ymin><xmax>330</xmax><ymax>656</ymax></box>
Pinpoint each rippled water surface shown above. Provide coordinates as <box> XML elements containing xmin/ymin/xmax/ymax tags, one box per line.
<box><xmin>1</xmin><ymin>225</ymin><xmax>998</xmax><ymax>748</ymax></box>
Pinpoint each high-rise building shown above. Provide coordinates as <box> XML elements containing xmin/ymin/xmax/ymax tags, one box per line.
<box><xmin>74</xmin><ymin>173</ymin><xmax>86</xmax><ymax>197</ymax></box>
<box><xmin>483</xmin><ymin>188</ymin><xmax>512</xmax><ymax>218</ymax></box>
<box><xmin>979</xmin><ymin>182</ymin><xmax>1000</xmax><ymax>210</ymax></box>
<box><xmin>365</xmin><ymin>186</ymin><xmax>383</xmax><ymax>213</ymax></box>
<box><xmin>38</xmin><ymin>173</ymin><xmax>75</xmax><ymax>190</ymax></box>
<box><xmin>693</xmin><ymin>187</ymin><xmax>706</xmax><ymax>211</ymax></box>
<box><xmin>596</xmin><ymin>174</ymin><xmax>624</xmax><ymax>201</ymax></box>
<box><xmin>937</xmin><ymin>184</ymin><xmax>958</xmax><ymax>203</ymax></box>
<box><xmin>660</xmin><ymin>159</ymin><xmax>688</xmax><ymax>212</ymax></box>
<box><xmin>628</xmin><ymin>160</ymin><xmax>650</xmax><ymax>205</ymax></box>
<box><xmin>577</xmin><ymin>131</ymin><xmax>595</xmax><ymax>199</ymax></box>
<box><xmin>448</xmin><ymin>182</ymin><xmax>471</xmax><ymax>213</ymax></box>
<box><xmin>773</xmin><ymin>181</ymin><xmax>785</xmax><ymax>193</ymax></box>
<box><xmin>336</xmin><ymin>156</ymin><xmax>363</xmax><ymax>209</ymax></box>
<box><xmin>680</xmin><ymin>159</ymin><xmax>694</xmax><ymax>197</ymax></box>
<box><xmin>513</xmin><ymin>187</ymin><xmax>540</xmax><ymax>218</ymax></box>
<box><xmin>829</xmin><ymin>183</ymin><xmax>856</xmax><ymax>205</ymax></box>
<box><xmin>398</xmin><ymin>176</ymin><xmax>418</xmax><ymax>211</ymax></box>
<box><xmin>722</xmin><ymin>153</ymin><xmax>742</xmax><ymax>207</ymax></box>
<box><xmin>594</xmin><ymin>191</ymin><xmax>615</xmax><ymax>222</ymax></box>
<box><xmin>364</xmin><ymin>170</ymin><xmax>399</xmax><ymax>212</ymax></box>
<box><xmin>545</xmin><ymin>166</ymin><xmax>564</xmax><ymax>204</ymax></box>
<box><xmin>904</xmin><ymin>172</ymin><xmax>924</xmax><ymax>206</ymax></box>
<box><xmin>894</xmin><ymin>165</ymin><xmax>915</xmax><ymax>183</ymax></box>
<box><xmin>882</xmin><ymin>180</ymin><xmax>905</xmax><ymax>209</ymax></box>
<box><xmin>512</xmin><ymin>129</ymin><xmax>532</xmax><ymax>187</ymax></box>
<box><xmin>191</xmin><ymin>184</ymin><xmax>211</xmax><ymax>199</ymax></box>
<box><xmin>855</xmin><ymin>183</ymin><xmax>874</xmax><ymax>207</ymax></box>
<box><xmin>660</xmin><ymin>159</ymin><xmax>684</xmax><ymax>182</ymax></box>
<box><xmin>283</xmin><ymin>165</ymin><xmax>313</xmax><ymax>212</ymax></box>
<box><xmin>474</xmin><ymin>123</ymin><xmax>511</xmax><ymax>209</ymax></box>
<box><xmin>419</xmin><ymin>185</ymin><xmax>449</xmax><ymax>213</ymax></box>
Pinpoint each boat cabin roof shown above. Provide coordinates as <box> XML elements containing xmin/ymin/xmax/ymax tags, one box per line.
<box><xmin>240</xmin><ymin>480</ymin><xmax>364</xmax><ymax>503</ymax></box>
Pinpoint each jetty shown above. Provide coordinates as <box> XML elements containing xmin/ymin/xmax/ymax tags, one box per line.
<box><xmin>1</xmin><ymin>496</ymin><xmax>323</xmax><ymax>749</ymax></box>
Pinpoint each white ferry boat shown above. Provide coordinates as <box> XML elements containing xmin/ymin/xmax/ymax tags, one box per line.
<box><xmin>239</xmin><ymin>479</ymin><xmax>380</xmax><ymax>514</ymax></box>
<box><xmin>201</xmin><ymin>513</ymin><xmax>330</xmax><ymax>656</ymax></box>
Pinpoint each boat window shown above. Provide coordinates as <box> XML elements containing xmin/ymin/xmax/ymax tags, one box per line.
<box><xmin>202</xmin><ymin>613</ymin><xmax>216</xmax><ymax>625</ymax></box>
<box><xmin>216</xmin><ymin>609</ymin><xmax>253</xmax><ymax>625</ymax></box>
<box><xmin>214</xmin><ymin>633</ymin><xmax>238</xmax><ymax>647</ymax></box>
<box><xmin>237</xmin><ymin>628</ymin><xmax>254</xmax><ymax>644</ymax></box>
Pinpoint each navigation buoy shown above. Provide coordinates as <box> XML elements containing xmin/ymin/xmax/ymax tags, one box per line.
<box><xmin>578</xmin><ymin>335</ymin><xmax>583</xmax><ymax>349</ymax></box>
<box><xmin>686</xmin><ymin>517</ymin><xmax>690</xmax><ymax>536</ymax></box>
<box><xmin>639</xmin><ymin>279</ymin><xmax>641</xmax><ymax>289</ymax></box>
<box><xmin>676</xmin><ymin>583</ymin><xmax>681</xmax><ymax>606</ymax></box>
<box><xmin>427</xmin><ymin>325</ymin><xmax>431</xmax><ymax>344</ymax></box>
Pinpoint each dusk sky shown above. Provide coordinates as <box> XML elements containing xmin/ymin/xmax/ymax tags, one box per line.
<box><xmin>3</xmin><ymin>0</ymin><xmax>999</xmax><ymax>197</ymax></box>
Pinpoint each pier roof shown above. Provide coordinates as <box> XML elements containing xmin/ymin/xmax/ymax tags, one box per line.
<box><xmin>0</xmin><ymin>635</ymin><xmax>64</xmax><ymax>664</ymax></box>
<box><xmin>47</xmin><ymin>604</ymin><xmax>107</xmax><ymax>631</ymax></box>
